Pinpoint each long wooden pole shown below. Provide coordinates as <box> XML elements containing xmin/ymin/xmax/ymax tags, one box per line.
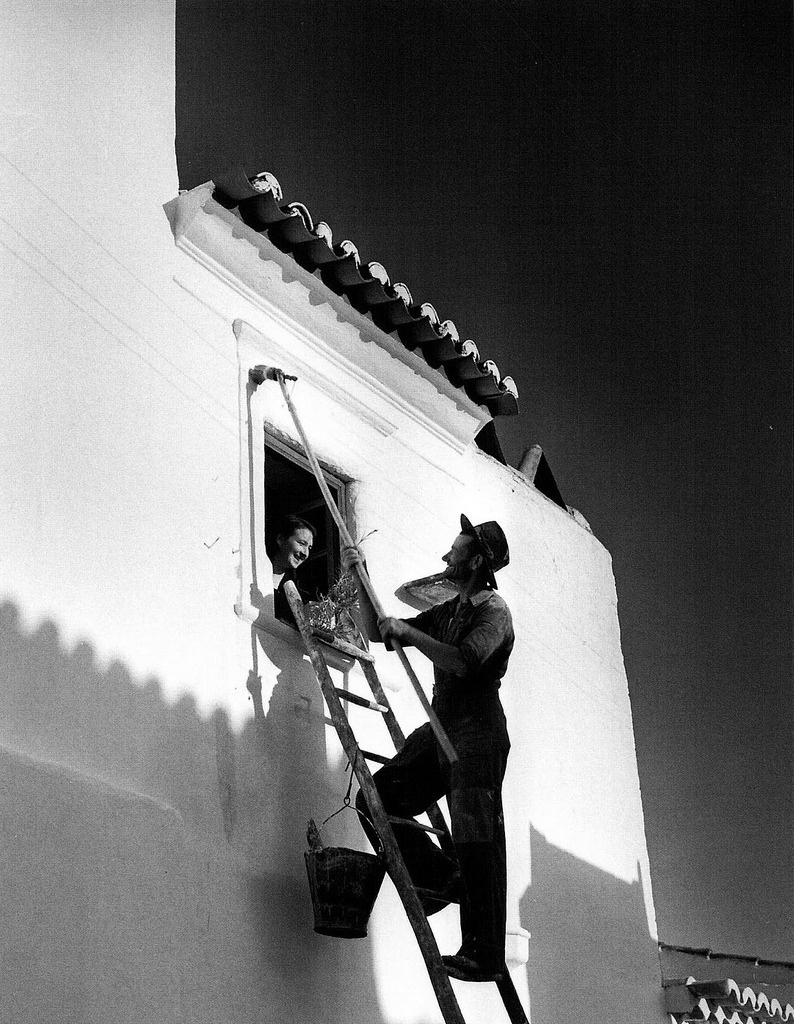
<box><xmin>259</xmin><ymin>366</ymin><xmax>457</xmax><ymax>764</ymax></box>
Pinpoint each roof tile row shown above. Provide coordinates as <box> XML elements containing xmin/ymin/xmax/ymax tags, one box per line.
<box><xmin>212</xmin><ymin>167</ymin><xmax>519</xmax><ymax>418</ymax></box>
<box><xmin>666</xmin><ymin>978</ymin><xmax>794</xmax><ymax>1024</ymax></box>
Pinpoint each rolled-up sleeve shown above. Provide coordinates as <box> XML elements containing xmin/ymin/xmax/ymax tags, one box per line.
<box><xmin>402</xmin><ymin>605</ymin><xmax>442</xmax><ymax>642</ymax></box>
<box><xmin>458</xmin><ymin>602</ymin><xmax>511</xmax><ymax>673</ymax></box>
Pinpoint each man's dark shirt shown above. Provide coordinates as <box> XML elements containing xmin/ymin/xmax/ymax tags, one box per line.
<box><xmin>404</xmin><ymin>589</ymin><xmax>514</xmax><ymax>729</ymax></box>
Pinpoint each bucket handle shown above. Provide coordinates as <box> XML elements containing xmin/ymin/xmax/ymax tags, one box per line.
<box><xmin>308</xmin><ymin>769</ymin><xmax>383</xmax><ymax>857</ymax></box>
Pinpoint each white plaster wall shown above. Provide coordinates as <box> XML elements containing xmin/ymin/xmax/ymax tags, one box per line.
<box><xmin>0</xmin><ymin>0</ymin><xmax>254</xmax><ymax>725</ymax></box>
<box><xmin>0</xmin><ymin>4</ymin><xmax>349</xmax><ymax>1022</ymax></box>
<box><xmin>0</xmin><ymin>2</ymin><xmax>665</xmax><ymax>1021</ymax></box>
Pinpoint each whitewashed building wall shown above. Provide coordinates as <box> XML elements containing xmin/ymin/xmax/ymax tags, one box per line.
<box><xmin>0</xmin><ymin>2</ymin><xmax>665</xmax><ymax>1022</ymax></box>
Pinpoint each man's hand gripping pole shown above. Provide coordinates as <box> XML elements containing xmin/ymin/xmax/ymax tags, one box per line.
<box><xmin>249</xmin><ymin>365</ymin><xmax>458</xmax><ymax>764</ymax></box>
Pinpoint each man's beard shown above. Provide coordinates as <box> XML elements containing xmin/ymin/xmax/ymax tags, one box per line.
<box><xmin>443</xmin><ymin>557</ymin><xmax>475</xmax><ymax>582</ymax></box>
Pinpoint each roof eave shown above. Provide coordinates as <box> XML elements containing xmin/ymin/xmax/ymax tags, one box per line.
<box><xmin>164</xmin><ymin>183</ymin><xmax>493</xmax><ymax>453</ymax></box>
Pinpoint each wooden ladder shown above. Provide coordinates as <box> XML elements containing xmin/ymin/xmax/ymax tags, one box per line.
<box><xmin>284</xmin><ymin>582</ymin><xmax>529</xmax><ymax>1024</ymax></box>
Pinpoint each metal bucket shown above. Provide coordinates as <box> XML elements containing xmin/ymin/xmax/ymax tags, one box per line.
<box><xmin>304</xmin><ymin>810</ymin><xmax>385</xmax><ymax>938</ymax></box>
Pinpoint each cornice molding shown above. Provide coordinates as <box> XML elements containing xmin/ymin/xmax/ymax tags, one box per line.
<box><xmin>164</xmin><ymin>186</ymin><xmax>491</xmax><ymax>457</ymax></box>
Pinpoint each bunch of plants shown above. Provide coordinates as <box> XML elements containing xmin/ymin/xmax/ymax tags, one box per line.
<box><xmin>306</xmin><ymin>569</ymin><xmax>367</xmax><ymax>649</ymax></box>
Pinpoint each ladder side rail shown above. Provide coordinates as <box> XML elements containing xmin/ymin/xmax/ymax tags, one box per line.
<box><xmin>359</xmin><ymin>659</ymin><xmax>406</xmax><ymax>747</ymax></box>
<box><xmin>360</xmin><ymin>659</ymin><xmax>456</xmax><ymax>858</ymax></box>
<box><xmin>284</xmin><ymin>583</ymin><xmax>467</xmax><ymax>1024</ymax></box>
<box><xmin>496</xmin><ymin>974</ymin><xmax>530</xmax><ymax>1024</ymax></box>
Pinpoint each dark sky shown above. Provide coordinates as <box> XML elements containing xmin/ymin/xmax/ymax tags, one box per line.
<box><xmin>176</xmin><ymin>0</ymin><xmax>792</xmax><ymax>959</ymax></box>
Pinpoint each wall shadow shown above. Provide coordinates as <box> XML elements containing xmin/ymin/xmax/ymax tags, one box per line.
<box><xmin>521</xmin><ymin>825</ymin><xmax>667</xmax><ymax>1023</ymax></box>
<box><xmin>0</xmin><ymin>598</ymin><xmax>386</xmax><ymax>1024</ymax></box>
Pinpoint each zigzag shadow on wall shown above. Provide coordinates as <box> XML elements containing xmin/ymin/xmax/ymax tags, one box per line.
<box><xmin>0</xmin><ymin>598</ymin><xmax>387</xmax><ymax>1024</ymax></box>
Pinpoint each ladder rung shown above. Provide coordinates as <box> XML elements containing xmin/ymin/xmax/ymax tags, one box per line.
<box><xmin>334</xmin><ymin>688</ymin><xmax>388</xmax><ymax>714</ymax></box>
<box><xmin>388</xmin><ymin>815</ymin><xmax>445</xmax><ymax>836</ymax></box>
<box><xmin>414</xmin><ymin>886</ymin><xmax>461</xmax><ymax>906</ymax></box>
<box><xmin>313</xmin><ymin>628</ymin><xmax>375</xmax><ymax>662</ymax></box>
<box><xmin>360</xmin><ymin>749</ymin><xmax>391</xmax><ymax>765</ymax></box>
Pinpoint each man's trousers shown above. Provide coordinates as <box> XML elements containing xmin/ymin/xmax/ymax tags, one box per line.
<box><xmin>357</xmin><ymin>717</ymin><xmax>510</xmax><ymax>972</ymax></box>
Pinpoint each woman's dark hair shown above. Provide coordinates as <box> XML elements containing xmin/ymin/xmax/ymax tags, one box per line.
<box><xmin>275</xmin><ymin>513</ymin><xmax>316</xmax><ymax>541</ymax></box>
<box><xmin>266</xmin><ymin>513</ymin><xmax>316</xmax><ymax>561</ymax></box>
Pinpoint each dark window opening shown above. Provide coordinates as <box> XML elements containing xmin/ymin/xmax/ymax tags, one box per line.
<box><xmin>264</xmin><ymin>437</ymin><xmax>345</xmax><ymax>614</ymax></box>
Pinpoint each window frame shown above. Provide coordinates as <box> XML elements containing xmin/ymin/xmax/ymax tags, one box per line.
<box><xmin>233</xmin><ymin>324</ymin><xmax>357</xmax><ymax>668</ymax></box>
<box><xmin>264</xmin><ymin>429</ymin><xmax>350</xmax><ymax>610</ymax></box>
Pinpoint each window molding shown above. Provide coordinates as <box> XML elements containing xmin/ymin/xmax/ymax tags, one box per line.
<box><xmin>234</xmin><ymin>325</ymin><xmax>357</xmax><ymax>673</ymax></box>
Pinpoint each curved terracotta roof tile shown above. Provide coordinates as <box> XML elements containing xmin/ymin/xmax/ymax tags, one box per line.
<box><xmin>443</xmin><ymin>343</ymin><xmax>488</xmax><ymax>386</ymax></box>
<box><xmin>370</xmin><ymin>294</ymin><xmax>419</xmax><ymax>332</ymax></box>
<box><xmin>320</xmin><ymin>249</ymin><xmax>368</xmax><ymax>292</ymax></box>
<box><xmin>250</xmin><ymin>170</ymin><xmax>282</xmax><ymax>198</ymax></box>
<box><xmin>267</xmin><ymin>205</ymin><xmax>319</xmax><ymax>251</ymax></box>
<box><xmin>241</xmin><ymin>190</ymin><xmax>294</xmax><ymax>229</ymax></box>
<box><xmin>347</xmin><ymin>275</ymin><xmax>394</xmax><ymax>313</ymax></box>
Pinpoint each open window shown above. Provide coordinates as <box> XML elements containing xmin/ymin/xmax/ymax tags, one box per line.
<box><xmin>264</xmin><ymin>435</ymin><xmax>347</xmax><ymax>614</ymax></box>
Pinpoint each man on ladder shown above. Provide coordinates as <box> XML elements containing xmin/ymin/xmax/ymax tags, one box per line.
<box><xmin>343</xmin><ymin>515</ymin><xmax>514</xmax><ymax>984</ymax></box>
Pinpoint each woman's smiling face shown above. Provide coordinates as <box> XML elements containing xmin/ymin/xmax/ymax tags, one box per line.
<box><xmin>275</xmin><ymin>527</ymin><xmax>314</xmax><ymax>573</ymax></box>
